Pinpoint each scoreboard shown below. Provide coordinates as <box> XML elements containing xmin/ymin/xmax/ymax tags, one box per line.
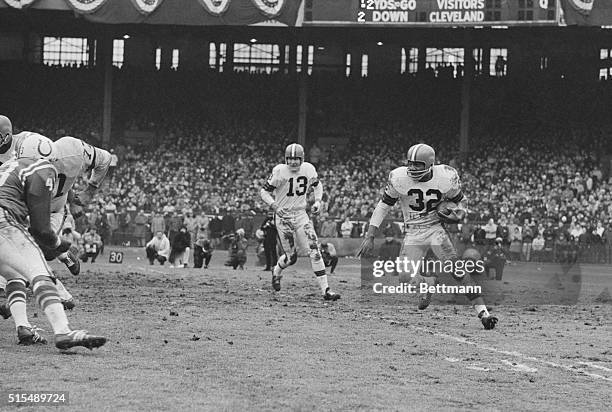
<box><xmin>304</xmin><ymin>0</ymin><xmax>559</xmax><ymax>27</ymax></box>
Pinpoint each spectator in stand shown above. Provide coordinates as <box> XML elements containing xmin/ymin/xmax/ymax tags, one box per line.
<box><xmin>509</xmin><ymin>225</ymin><xmax>522</xmax><ymax>261</ymax></box>
<box><xmin>134</xmin><ymin>210</ymin><xmax>148</xmax><ymax>246</ymax></box>
<box><xmin>320</xmin><ymin>215</ymin><xmax>338</xmax><ymax>238</ymax></box>
<box><xmin>195</xmin><ymin>212</ymin><xmax>210</xmax><ymax>240</ymax></box>
<box><xmin>150</xmin><ymin>212</ymin><xmax>165</xmax><ymax>238</ymax></box>
<box><xmin>483</xmin><ymin>218</ymin><xmax>498</xmax><ymax>246</ymax></box>
<box><xmin>521</xmin><ymin>219</ymin><xmax>534</xmax><ymax>261</ymax></box>
<box><xmin>340</xmin><ymin>216</ymin><xmax>352</xmax><ymax>238</ymax></box>
<box><xmin>531</xmin><ymin>233</ymin><xmax>546</xmax><ymax>262</ymax></box>
<box><xmin>168</xmin><ymin>211</ymin><xmax>183</xmax><ymax>244</ymax></box>
<box><xmin>146</xmin><ymin>231</ymin><xmax>171</xmax><ymax>266</ymax></box>
<box><xmin>184</xmin><ymin>210</ymin><xmax>198</xmax><ymax>247</ymax></box>
<box><xmin>209</xmin><ymin>215</ymin><xmax>223</xmax><ymax>247</ymax></box>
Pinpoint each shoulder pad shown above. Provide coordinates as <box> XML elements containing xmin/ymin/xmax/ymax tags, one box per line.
<box><xmin>434</xmin><ymin>164</ymin><xmax>460</xmax><ymax>193</ymax></box>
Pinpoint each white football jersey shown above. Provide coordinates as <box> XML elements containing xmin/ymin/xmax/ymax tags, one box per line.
<box><xmin>51</xmin><ymin>136</ymin><xmax>111</xmax><ymax>212</ymax></box>
<box><xmin>384</xmin><ymin>164</ymin><xmax>464</xmax><ymax>226</ymax></box>
<box><xmin>264</xmin><ymin>162</ymin><xmax>319</xmax><ymax>214</ymax></box>
<box><xmin>0</xmin><ymin>131</ymin><xmax>45</xmax><ymax>165</ymax></box>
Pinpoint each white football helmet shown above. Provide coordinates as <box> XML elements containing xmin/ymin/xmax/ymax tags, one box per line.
<box><xmin>17</xmin><ymin>133</ymin><xmax>55</xmax><ymax>160</ymax></box>
<box><xmin>0</xmin><ymin>115</ymin><xmax>12</xmax><ymax>150</ymax></box>
<box><xmin>285</xmin><ymin>143</ymin><xmax>304</xmax><ymax>172</ymax></box>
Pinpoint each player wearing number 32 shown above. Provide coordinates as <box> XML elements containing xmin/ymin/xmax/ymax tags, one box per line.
<box><xmin>357</xmin><ymin>143</ymin><xmax>498</xmax><ymax>330</ymax></box>
<box><xmin>260</xmin><ymin>143</ymin><xmax>340</xmax><ymax>301</ymax></box>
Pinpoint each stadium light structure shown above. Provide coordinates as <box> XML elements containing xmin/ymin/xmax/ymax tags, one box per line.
<box><xmin>123</xmin><ymin>34</ymin><xmax>130</xmax><ymax>40</ymax></box>
<box><xmin>250</xmin><ymin>38</ymin><xmax>257</xmax><ymax>43</ymax></box>
<box><xmin>377</xmin><ymin>41</ymin><xmax>383</xmax><ymax>46</ymax></box>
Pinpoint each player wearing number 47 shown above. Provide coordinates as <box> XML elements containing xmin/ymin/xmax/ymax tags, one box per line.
<box><xmin>357</xmin><ymin>143</ymin><xmax>498</xmax><ymax>330</ymax></box>
<box><xmin>260</xmin><ymin>143</ymin><xmax>340</xmax><ymax>301</ymax></box>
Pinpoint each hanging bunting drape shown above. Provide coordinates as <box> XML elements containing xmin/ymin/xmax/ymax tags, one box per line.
<box><xmin>2</xmin><ymin>0</ymin><xmax>38</xmax><ymax>8</ymax></box>
<box><xmin>65</xmin><ymin>0</ymin><xmax>108</xmax><ymax>13</ymax></box>
<box><xmin>250</xmin><ymin>0</ymin><xmax>285</xmax><ymax>18</ymax></box>
<box><xmin>1</xmin><ymin>0</ymin><xmax>303</xmax><ymax>25</ymax></box>
<box><xmin>129</xmin><ymin>0</ymin><xmax>164</xmax><ymax>15</ymax></box>
<box><xmin>197</xmin><ymin>0</ymin><xmax>231</xmax><ymax>16</ymax></box>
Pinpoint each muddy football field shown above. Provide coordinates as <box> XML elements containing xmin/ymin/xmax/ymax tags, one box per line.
<box><xmin>1</xmin><ymin>247</ymin><xmax>610</xmax><ymax>411</ymax></box>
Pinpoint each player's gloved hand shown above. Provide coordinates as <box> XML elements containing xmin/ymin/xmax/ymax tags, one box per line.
<box><xmin>356</xmin><ymin>235</ymin><xmax>375</xmax><ymax>258</ymax></box>
<box><xmin>75</xmin><ymin>189</ymin><xmax>92</xmax><ymax>205</ymax></box>
<box><xmin>70</xmin><ymin>203</ymin><xmax>84</xmax><ymax>219</ymax></box>
<box><xmin>311</xmin><ymin>201</ymin><xmax>321</xmax><ymax>215</ymax></box>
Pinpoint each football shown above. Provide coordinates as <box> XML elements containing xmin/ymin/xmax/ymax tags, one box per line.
<box><xmin>436</xmin><ymin>201</ymin><xmax>458</xmax><ymax>214</ymax></box>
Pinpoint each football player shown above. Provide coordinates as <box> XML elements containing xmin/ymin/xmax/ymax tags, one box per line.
<box><xmin>18</xmin><ymin>134</ymin><xmax>112</xmax><ymax>269</ymax></box>
<box><xmin>0</xmin><ymin>118</ymin><xmax>75</xmax><ymax>316</ymax></box>
<box><xmin>0</xmin><ymin>154</ymin><xmax>106</xmax><ymax>349</ymax></box>
<box><xmin>260</xmin><ymin>143</ymin><xmax>340</xmax><ymax>301</ymax></box>
<box><xmin>357</xmin><ymin>143</ymin><xmax>498</xmax><ymax>330</ymax></box>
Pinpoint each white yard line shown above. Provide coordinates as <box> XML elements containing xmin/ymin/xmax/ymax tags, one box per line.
<box><xmin>128</xmin><ymin>264</ymin><xmax>167</xmax><ymax>276</ymax></box>
<box><xmin>384</xmin><ymin>318</ymin><xmax>612</xmax><ymax>383</ymax></box>
<box><xmin>576</xmin><ymin>362</ymin><xmax>612</xmax><ymax>373</ymax></box>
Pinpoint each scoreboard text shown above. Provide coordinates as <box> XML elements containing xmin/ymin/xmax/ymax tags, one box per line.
<box><xmin>306</xmin><ymin>0</ymin><xmax>558</xmax><ymax>27</ymax></box>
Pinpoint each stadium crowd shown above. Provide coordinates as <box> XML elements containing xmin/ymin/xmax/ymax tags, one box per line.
<box><xmin>3</xmin><ymin>63</ymin><xmax>612</xmax><ymax>263</ymax></box>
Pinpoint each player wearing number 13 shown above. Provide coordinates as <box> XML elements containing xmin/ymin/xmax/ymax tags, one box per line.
<box><xmin>260</xmin><ymin>143</ymin><xmax>340</xmax><ymax>301</ymax></box>
<box><xmin>357</xmin><ymin>143</ymin><xmax>498</xmax><ymax>330</ymax></box>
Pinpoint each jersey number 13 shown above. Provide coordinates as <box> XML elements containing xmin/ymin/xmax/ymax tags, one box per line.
<box><xmin>287</xmin><ymin>176</ymin><xmax>307</xmax><ymax>196</ymax></box>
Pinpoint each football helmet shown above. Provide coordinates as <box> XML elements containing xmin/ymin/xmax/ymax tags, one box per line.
<box><xmin>406</xmin><ymin>143</ymin><xmax>435</xmax><ymax>180</ymax></box>
<box><xmin>0</xmin><ymin>115</ymin><xmax>13</xmax><ymax>152</ymax></box>
<box><xmin>17</xmin><ymin>133</ymin><xmax>55</xmax><ymax>160</ymax></box>
<box><xmin>285</xmin><ymin>143</ymin><xmax>304</xmax><ymax>172</ymax></box>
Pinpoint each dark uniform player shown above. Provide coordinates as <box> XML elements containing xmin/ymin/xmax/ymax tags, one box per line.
<box><xmin>261</xmin><ymin>212</ymin><xmax>278</xmax><ymax>271</ymax></box>
<box><xmin>0</xmin><ymin>153</ymin><xmax>106</xmax><ymax>349</ymax></box>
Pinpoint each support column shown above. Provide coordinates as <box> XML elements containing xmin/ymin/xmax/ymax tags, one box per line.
<box><xmin>288</xmin><ymin>42</ymin><xmax>297</xmax><ymax>74</ymax></box>
<box><xmin>301</xmin><ymin>43</ymin><xmax>309</xmax><ymax>74</ymax></box>
<box><xmin>98</xmin><ymin>34</ymin><xmax>113</xmax><ymax>145</ymax></box>
<box><xmin>279</xmin><ymin>44</ymin><xmax>287</xmax><ymax>74</ymax></box>
<box><xmin>297</xmin><ymin>74</ymin><xmax>308</xmax><ymax>147</ymax></box>
<box><xmin>417</xmin><ymin>46</ymin><xmax>426</xmax><ymax>76</ymax></box>
<box><xmin>88</xmin><ymin>36</ymin><xmax>97</xmax><ymax>68</ymax></box>
<box><xmin>459</xmin><ymin>46</ymin><xmax>474</xmax><ymax>160</ymax></box>
<box><xmin>224</xmin><ymin>41</ymin><xmax>234</xmax><ymax>72</ymax></box>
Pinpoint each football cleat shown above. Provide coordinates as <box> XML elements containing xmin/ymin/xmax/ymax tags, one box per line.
<box><xmin>0</xmin><ymin>302</ymin><xmax>11</xmax><ymax>319</ymax></box>
<box><xmin>479</xmin><ymin>311</ymin><xmax>498</xmax><ymax>330</ymax></box>
<box><xmin>272</xmin><ymin>265</ymin><xmax>282</xmax><ymax>291</ymax></box>
<box><xmin>17</xmin><ymin>326</ymin><xmax>48</xmax><ymax>345</ymax></box>
<box><xmin>60</xmin><ymin>250</ymin><xmax>80</xmax><ymax>276</ymax></box>
<box><xmin>54</xmin><ymin>330</ymin><xmax>107</xmax><ymax>350</ymax></box>
<box><xmin>272</xmin><ymin>275</ymin><xmax>282</xmax><ymax>292</ymax></box>
<box><xmin>417</xmin><ymin>276</ymin><xmax>437</xmax><ymax>310</ymax></box>
<box><xmin>323</xmin><ymin>288</ymin><xmax>340</xmax><ymax>301</ymax></box>
<box><xmin>62</xmin><ymin>299</ymin><xmax>75</xmax><ymax>311</ymax></box>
